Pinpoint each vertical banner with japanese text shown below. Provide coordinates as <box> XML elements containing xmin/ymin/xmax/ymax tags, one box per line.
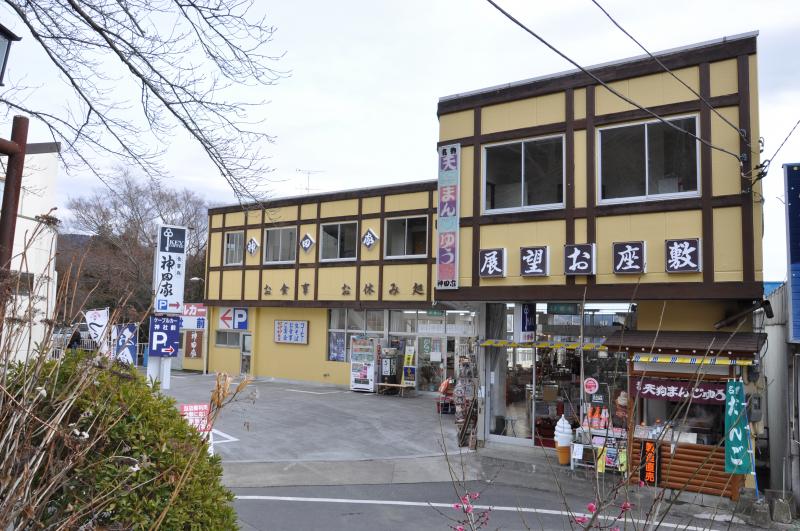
<box><xmin>436</xmin><ymin>144</ymin><xmax>460</xmax><ymax>290</ymax></box>
<box><xmin>153</xmin><ymin>225</ymin><xmax>187</xmax><ymax>314</ymax></box>
<box><xmin>724</xmin><ymin>380</ymin><xmax>752</xmax><ymax>474</ymax></box>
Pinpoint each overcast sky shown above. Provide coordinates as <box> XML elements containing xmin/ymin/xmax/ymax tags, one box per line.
<box><xmin>4</xmin><ymin>0</ymin><xmax>799</xmax><ymax>280</ymax></box>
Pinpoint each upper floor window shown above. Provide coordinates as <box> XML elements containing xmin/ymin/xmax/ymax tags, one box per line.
<box><xmin>484</xmin><ymin>135</ymin><xmax>564</xmax><ymax>212</ymax></box>
<box><xmin>385</xmin><ymin>216</ymin><xmax>427</xmax><ymax>258</ymax></box>
<box><xmin>264</xmin><ymin>226</ymin><xmax>297</xmax><ymax>263</ymax></box>
<box><xmin>224</xmin><ymin>231</ymin><xmax>244</xmax><ymax>265</ymax></box>
<box><xmin>599</xmin><ymin>115</ymin><xmax>699</xmax><ymax>203</ymax></box>
<box><xmin>320</xmin><ymin>222</ymin><xmax>357</xmax><ymax>261</ymax></box>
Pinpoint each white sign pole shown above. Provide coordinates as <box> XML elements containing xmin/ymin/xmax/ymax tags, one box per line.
<box><xmin>160</xmin><ymin>357</ymin><xmax>172</xmax><ymax>390</ymax></box>
<box><xmin>147</xmin><ymin>356</ymin><xmax>161</xmax><ymax>385</ymax></box>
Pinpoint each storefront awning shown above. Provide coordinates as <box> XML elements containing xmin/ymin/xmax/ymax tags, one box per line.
<box><xmin>631</xmin><ymin>354</ymin><xmax>755</xmax><ymax>366</ymax></box>
<box><xmin>479</xmin><ymin>339</ymin><xmax>608</xmax><ymax>351</ymax></box>
<box><xmin>602</xmin><ymin>330</ymin><xmax>766</xmax><ymax>359</ymax></box>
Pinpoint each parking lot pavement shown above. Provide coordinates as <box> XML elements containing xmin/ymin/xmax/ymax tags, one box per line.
<box><xmin>162</xmin><ymin>372</ymin><xmax>463</xmax><ymax>464</ymax></box>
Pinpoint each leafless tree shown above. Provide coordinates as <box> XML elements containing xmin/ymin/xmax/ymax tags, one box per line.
<box><xmin>58</xmin><ymin>167</ymin><xmax>208</xmax><ymax>314</ymax></box>
<box><xmin>0</xmin><ymin>0</ymin><xmax>285</xmax><ymax>202</ymax></box>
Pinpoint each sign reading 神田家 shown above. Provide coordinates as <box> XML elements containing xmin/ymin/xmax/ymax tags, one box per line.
<box><xmin>153</xmin><ymin>225</ymin><xmax>187</xmax><ymax>314</ymax></box>
<box><xmin>436</xmin><ymin>144</ymin><xmax>460</xmax><ymax>290</ymax></box>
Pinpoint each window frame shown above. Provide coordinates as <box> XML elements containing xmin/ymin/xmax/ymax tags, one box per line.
<box><xmin>215</xmin><ymin>330</ymin><xmax>240</xmax><ymax>348</ymax></box>
<box><xmin>263</xmin><ymin>226</ymin><xmax>297</xmax><ymax>265</ymax></box>
<box><xmin>319</xmin><ymin>221</ymin><xmax>358</xmax><ymax>262</ymax></box>
<box><xmin>597</xmin><ymin>114</ymin><xmax>701</xmax><ymax>205</ymax></box>
<box><xmin>223</xmin><ymin>230</ymin><xmax>244</xmax><ymax>266</ymax></box>
<box><xmin>482</xmin><ymin>133</ymin><xmax>566</xmax><ymax>215</ymax></box>
<box><xmin>384</xmin><ymin>215</ymin><xmax>428</xmax><ymax>260</ymax></box>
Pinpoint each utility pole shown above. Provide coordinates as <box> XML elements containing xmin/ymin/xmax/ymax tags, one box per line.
<box><xmin>295</xmin><ymin>168</ymin><xmax>324</xmax><ymax>195</ymax></box>
<box><xmin>0</xmin><ymin>115</ymin><xmax>29</xmax><ymax>311</ymax></box>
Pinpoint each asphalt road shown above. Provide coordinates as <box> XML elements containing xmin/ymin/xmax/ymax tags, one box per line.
<box><xmin>233</xmin><ymin>481</ymin><xmax>750</xmax><ymax>531</ymax></box>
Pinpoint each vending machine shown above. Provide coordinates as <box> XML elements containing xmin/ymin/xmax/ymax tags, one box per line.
<box><xmin>350</xmin><ymin>336</ymin><xmax>378</xmax><ymax>392</ymax></box>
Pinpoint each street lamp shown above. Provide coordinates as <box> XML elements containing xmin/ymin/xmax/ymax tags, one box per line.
<box><xmin>0</xmin><ymin>24</ymin><xmax>21</xmax><ymax>86</ymax></box>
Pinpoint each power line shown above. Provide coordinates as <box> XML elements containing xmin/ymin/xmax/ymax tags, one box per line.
<box><xmin>747</xmin><ymin>117</ymin><xmax>800</xmax><ymax>188</ymax></box>
<box><xmin>483</xmin><ymin>0</ymin><xmax>744</xmax><ymax>164</ymax></box>
<box><xmin>588</xmin><ymin>0</ymin><xmax>751</xmax><ymax>152</ymax></box>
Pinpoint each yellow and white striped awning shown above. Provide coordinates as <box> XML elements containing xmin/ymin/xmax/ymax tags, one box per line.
<box><xmin>631</xmin><ymin>354</ymin><xmax>755</xmax><ymax>366</ymax></box>
<box><xmin>480</xmin><ymin>339</ymin><xmax>608</xmax><ymax>351</ymax></box>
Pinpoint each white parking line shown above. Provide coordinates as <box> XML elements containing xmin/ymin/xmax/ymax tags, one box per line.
<box><xmin>211</xmin><ymin>429</ymin><xmax>239</xmax><ymax>444</ymax></box>
<box><xmin>234</xmin><ymin>496</ymin><xmax>720</xmax><ymax>531</ymax></box>
<box><xmin>283</xmin><ymin>389</ymin><xmax>343</xmax><ymax>395</ymax></box>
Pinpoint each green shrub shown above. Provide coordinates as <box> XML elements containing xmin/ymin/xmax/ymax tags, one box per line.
<box><xmin>8</xmin><ymin>352</ymin><xmax>237</xmax><ymax>529</ymax></box>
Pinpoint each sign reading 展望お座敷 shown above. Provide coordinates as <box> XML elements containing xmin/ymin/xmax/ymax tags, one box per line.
<box><xmin>153</xmin><ymin>225</ymin><xmax>187</xmax><ymax>314</ymax></box>
<box><xmin>784</xmin><ymin>163</ymin><xmax>800</xmax><ymax>343</ymax></box>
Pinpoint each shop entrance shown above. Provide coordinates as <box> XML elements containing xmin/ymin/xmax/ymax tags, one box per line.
<box><xmin>240</xmin><ymin>333</ymin><xmax>252</xmax><ymax>375</ymax></box>
<box><xmin>487</xmin><ymin>346</ymin><xmax>534</xmax><ymax>445</ymax></box>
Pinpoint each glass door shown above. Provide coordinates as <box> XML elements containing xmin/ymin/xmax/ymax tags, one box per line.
<box><xmin>240</xmin><ymin>333</ymin><xmax>252</xmax><ymax>375</ymax></box>
<box><xmin>487</xmin><ymin>346</ymin><xmax>534</xmax><ymax>445</ymax></box>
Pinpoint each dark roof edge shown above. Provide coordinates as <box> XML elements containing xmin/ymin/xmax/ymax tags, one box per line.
<box><xmin>209</xmin><ymin>179</ymin><xmax>438</xmax><ymax>215</ymax></box>
<box><xmin>26</xmin><ymin>142</ymin><xmax>61</xmax><ymax>155</ymax></box>
<box><xmin>438</xmin><ymin>31</ymin><xmax>758</xmax><ymax>115</ymax></box>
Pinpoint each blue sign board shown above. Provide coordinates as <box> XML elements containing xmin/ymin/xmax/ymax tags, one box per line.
<box><xmin>148</xmin><ymin>316</ymin><xmax>181</xmax><ymax>357</ymax></box>
<box><xmin>113</xmin><ymin>323</ymin><xmax>138</xmax><ymax>365</ymax></box>
<box><xmin>786</xmin><ymin>164</ymin><xmax>800</xmax><ymax>343</ymax></box>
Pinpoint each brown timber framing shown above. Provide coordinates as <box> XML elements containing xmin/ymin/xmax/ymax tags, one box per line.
<box><xmin>472</xmin><ymin>107</ymin><xmax>481</xmax><ymax>287</ymax></box>
<box><xmin>427</xmin><ymin>190</ymin><xmax>434</xmax><ymax>301</ymax></box>
<box><xmin>565</xmin><ymin>88</ymin><xmax>575</xmax><ymax>287</ymax></box>
<box><xmin>436</xmin><ymin>34</ymin><xmax>756</xmax><ymax>115</ymax></box>
<box><xmin>585</xmin><ymin>85</ymin><xmax>596</xmax><ymax>286</ymax></box>
<box><xmin>699</xmin><ymin>62</ymin><xmax>715</xmax><ymax>283</ymax></box>
<box><xmin>738</xmin><ymin>54</ymin><xmax>755</xmax><ymax>283</ymax></box>
<box><xmin>356</xmin><ymin>197</ymin><xmax>362</xmax><ymax>302</ymax></box>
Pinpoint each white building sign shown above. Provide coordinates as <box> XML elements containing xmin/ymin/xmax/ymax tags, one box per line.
<box><xmin>153</xmin><ymin>225</ymin><xmax>187</xmax><ymax>314</ymax></box>
<box><xmin>274</xmin><ymin>320</ymin><xmax>309</xmax><ymax>344</ymax></box>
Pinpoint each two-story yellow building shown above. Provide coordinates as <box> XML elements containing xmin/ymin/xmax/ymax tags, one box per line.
<box><xmin>202</xmin><ymin>31</ymin><xmax>766</xmax><ymax>498</ymax></box>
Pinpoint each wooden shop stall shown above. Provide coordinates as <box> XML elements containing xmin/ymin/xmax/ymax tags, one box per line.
<box><xmin>603</xmin><ymin>331</ymin><xmax>766</xmax><ymax>501</ymax></box>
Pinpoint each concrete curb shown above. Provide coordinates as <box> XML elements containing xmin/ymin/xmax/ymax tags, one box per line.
<box><xmin>222</xmin><ymin>453</ymin><xmax>481</xmax><ymax>488</ymax></box>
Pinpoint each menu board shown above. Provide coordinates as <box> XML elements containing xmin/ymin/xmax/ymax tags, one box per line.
<box><xmin>274</xmin><ymin>320</ymin><xmax>309</xmax><ymax>344</ymax></box>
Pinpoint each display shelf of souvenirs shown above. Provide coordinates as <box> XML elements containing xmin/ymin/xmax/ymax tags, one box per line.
<box><xmin>633</xmin><ymin>423</ymin><xmax>698</xmax><ymax>445</ymax></box>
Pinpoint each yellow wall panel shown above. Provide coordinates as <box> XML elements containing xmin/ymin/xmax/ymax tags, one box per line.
<box><xmin>221</xmin><ymin>270</ymin><xmax>242</xmax><ymax>300</ymax></box>
<box><xmin>298</xmin><ymin>224</ymin><xmax>317</xmax><ymax>264</ymax></box>
<box><xmin>574</xmin><ymin>88</ymin><xmax>586</xmax><ymax>120</ymax></box>
<box><xmin>360</xmin><ymin>266</ymin><xmax>380</xmax><ymax>301</ymax></box>
<box><xmin>253</xmin><ymin>307</ymin><xmax>349</xmax><ymax>386</ymax></box>
<box><xmin>261</xmin><ymin>269</ymin><xmax>295</xmax><ymax>301</ymax></box>
<box><xmin>207</xmin><ymin>271</ymin><xmax>220</xmax><ymax>300</ymax></box>
<box><xmin>460</xmin><ymin>146</ymin><xmax>474</xmax><ymax>217</ymax></box>
<box><xmin>710</xmin><ymin>106</ymin><xmax>741</xmax><ymax>196</ymax></box>
<box><xmin>300</xmin><ymin>203</ymin><xmax>317</xmax><ymax>220</ymax></box>
<box><xmin>385</xmin><ymin>191</ymin><xmax>429</xmax><ymax>212</ymax></box>
<box><xmin>226</xmin><ymin>211</ymin><xmax>244</xmax><ymax>227</ymax></box>
<box><xmin>317</xmin><ymin>267</ymin><xmax>357</xmax><ymax>301</ymax></box>
<box><xmin>207</xmin><ymin>307</ymin><xmax>241</xmax><ymax>375</ymax></box>
<box><xmin>381</xmin><ymin>264</ymin><xmax>429</xmax><ymax>301</ymax></box>
<box><xmin>574</xmin><ymin>218</ymin><xmax>587</xmax><ymax>244</ymax></box>
<box><xmin>749</xmin><ymin>54</ymin><xmax>760</xmax><ymax>174</ymax></box>
<box><xmin>713</xmin><ymin>207</ymin><xmax>743</xmax><ymax>281</ymax></box>
<box><xmin>297</xmin><ymin>268</ymin><xmax>315</xmax><ymax>300</ymax></box>
<box><xmin>245</xmin><ymin>209</ymin><xmax>262</xmax><ymax>226</ymax></box>
<box><xmin>361</xmin><ymin>218</ymin><xmax>382</xmax><ymax>261</ymax></box>
<box><xmin>209</xmin><ymin>232</ymin><xmax>222</xmax><ymax>267</ymax></box>
<box><xmin>574</xmin><ymin>130</ymin><xmax>587</xmax><ymax>209</ymax></box>
<box><xmin>265</xmin><ymin>206</ymin><xmax>298</xmax><ymax>223</ymax></box>
<box><xmin>478</xmin><ymin>220</ymin><xmax>566</xmax><ymax>286</ymax></box>
<box><xmin>211</xmin><ymin>214</ymin><xmax>223</xmax><ymax>228</ymax></box>
<box><xmin>439</xmin><ymin>109</ymin><xmax>474</xmax><ymax>141</ymax></box>
<box><xmin>595</xmin><ymin>68</ymin><xmax>699</xmax><ymax>116</ymax></box>
<box><xmin>481</xmin><ymin>92</ymin><xmax>566</xmax><ymax>134</ymax></box>
<box><xmin>710</xmin><ymin>58</ymin><xmax>737</xmax><ymax>97</ymax></box>
<box><xmin>638</xmin><ymin>300</ymin><xmax>751</xmax><ymax>333</ymax></box>
<box><xmin>245</xmin><ymin>228</ymin><xmax>261</xmax><ymax>266</ymax></box>
<box><xmin>320</xmin><ymin>199</ymin><xmax>358</xmax><ymax>218</ymax></box>
<box><xmin>243</xmin><ymin>270</ymin><xmax>260</xmax><ymax>300</ymax></box>
<box><xmin>362</xmin><ymin>196</ymin><xmax>381</xmax><ymax>214</ymax></box>
<box><xmin>458</xmin><ymin>226</ymin><xmax>472</xmax><ymax>287</ymax></box>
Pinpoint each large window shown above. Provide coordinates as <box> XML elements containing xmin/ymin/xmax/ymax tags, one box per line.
<box><xmin>320</xmin><ymin>222</ymin><xmax>358</xmax><ymax>261</ymax></box>
<box><xmin>599</xmin><ymin>116</ymin><xmax>699</xmax><ymax>202</ymax></box>
<box><xmin>224</xmin><ymin>231</ymin><xmax>244</xmax><ymax>265</ymax></box>
<box><xmin>484</xmin><ymin>135</ymin><xmax>564</xmax><ymax>211</ymax></box>
<box><xmin>264</xmin><ymin>227</ymin><xmax>297</xmax><ymax>263</ymax></box>
<box><xmin>328</xmin><ymin>309</ymin><xmax>385</xmax><ymax>362</ymax></box>
<box><xmin>385</xmin><ymin>216</ymin><xmax>427</xmax><ymax>258</ymax></box>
